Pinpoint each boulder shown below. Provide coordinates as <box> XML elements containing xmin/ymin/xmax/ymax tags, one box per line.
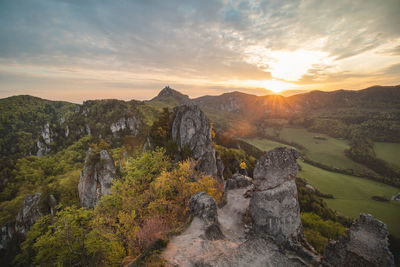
<box><xmin>323</xmin><ymin>213</ymin><xmax>395</xmax><ymax>267</ymax></box>
<box><xmin>189</xmin><ymin>192</ymin><xmax>218</xmax><ymax>226</ymax></box>
<box><xmin>189</xmin><ymin>192</ymin><xmax>224</xmax><ymax>241</ymax></box>
<box><xmin>171</xmin><ymin>104</ymin><xmax>218</xmax><ymax>178</ymax></box>
<box><xmin>391</xmin><ymin>192</ymin><xmax>400</xmax><ymax>202</ymax></box>
<box><xmin>225</xmin><ymin>173</ymin><xmax>253</xmax><ymax>190</ymax></box>
<box><xmin>250</xmin><ymin>147</ymin><xmax>302</xmax><ymax>245</ymax></box>
<box><xmin>78</xmin><ymin>148</ymin><xmax>116</xmax><ymax>208</ymax></box>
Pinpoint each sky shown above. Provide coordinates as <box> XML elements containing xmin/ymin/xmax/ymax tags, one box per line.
<box><xmin>0</xmin><ymin>0</ymin><xmax>400</xmax><ymax>103</ymax></box>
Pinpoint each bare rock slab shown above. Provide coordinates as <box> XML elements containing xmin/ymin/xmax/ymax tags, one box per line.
<box><xmin>323</xmin><ymin>213</ymin><xmax>395</xmax><ymax>267</ymax></box>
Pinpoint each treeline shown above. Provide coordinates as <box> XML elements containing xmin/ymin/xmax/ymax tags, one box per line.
<box><xmin>345</xmin><ymin>130</ymin><xmax>400</xmax><ymax>187</ymax></box>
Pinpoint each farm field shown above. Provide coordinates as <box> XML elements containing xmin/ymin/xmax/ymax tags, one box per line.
<box><xmin>243</xmin><ymin>137</ymin><xmax>400</xmax><ymax>237</ymax></box>
<box><xmin>374</xmin><ymin>142</ymin><xmax>400</xmax><ymax>168</ymax></box>
<box><xmin>278</xmin><ymin>127</ymin><xmax>374</xmax><ymax>175</ymax></box>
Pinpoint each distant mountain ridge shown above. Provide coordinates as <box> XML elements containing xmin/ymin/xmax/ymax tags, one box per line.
<box><xmin>1</xmin><ymin>84</ymin><xmax>399</xmax><ymax>157</ymax></box>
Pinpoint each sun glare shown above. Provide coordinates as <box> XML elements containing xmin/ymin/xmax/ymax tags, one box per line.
<box><xmin>242</xmin><ymin>79</ymin><xmax>298</xmax><ymax>93</ymax></box>
<box><xmin>244</xmin><ymin>46</ymin><xmax>331</xmax><ymax>82</ymax></box>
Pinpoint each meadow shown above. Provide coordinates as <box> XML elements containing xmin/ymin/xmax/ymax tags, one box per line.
<box><xmin>278</xmin><ymin>128</ymin><xmax>374</xmax><ymax>175</ymax></box>
<box><xmin>243</xmin><ymin>137</ymin><xmax>400</xmax><ymax>237</ymax></box>
<box><xmin>374</xmin><ymin>142</ymin><xmax>400</xmax><ymax>168</ymax></box>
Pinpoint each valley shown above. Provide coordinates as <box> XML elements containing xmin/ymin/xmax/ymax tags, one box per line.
<box><xmin>242</xmin><ymin>136</ymin><xmax>400</xmax><ymax>237</ymax></box>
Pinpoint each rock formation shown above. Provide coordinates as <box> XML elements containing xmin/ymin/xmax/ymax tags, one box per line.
<box><xmin>110</xmin><ymin>116</ymin><xmax>141</xmax><ymax>137</ymax></box>
<box><xmin>78</xmin><ymin>148</ymin><xmax>116</xmax><ymax>208</ymax></box>
<box><xmin>189</xmin><ymin>192</ymin><xmax>224</xmax><ymax>240</ymax></box>
<box><xmin>15</xmin><ymin>193</ymin><xmax>54</xmax><ymax>235</ymax></box>
<box><xmin>225</xmin><ymin>173</ymin><xmax>253</xmax><ymax>190</ymax></box>
<box><xmin>323</xmin><ymin>213</ymin><xmax>395</xmax><ymax>267</ymax></box>
<box><xmin>163</xmin><ymin>185</ymin><xmax>309</xmax><ymax>266</ymax></box>
<box><xmin>1</xmin><ymin>192</ymin><xmax>57</xmax><ymax>249</ymax></box>
<box><xmin>171</xmin><ymin>104</ymin><xmax>218</xmax><ymax>178</ymax></box>
<box><xmin>215</xmin><ymin>151</ymin><xmax>225</xmax><ymax>180</ymax></box>
<box><xmin>36</xmin><ymin>123</ymin><xmax>52</xmax><ymax>156</ymax></box>
<box><xmin>249</xmin><ymin>147</ymin><xmax>302</xmax><ymax>245</ymax></box>
<box><xmin>189</xmin><ymin>192</ymin><xmax>218</xmax><ymax>226</ymax></box>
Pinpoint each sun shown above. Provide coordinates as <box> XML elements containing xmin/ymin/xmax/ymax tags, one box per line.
<box><xmin>241</xmin><ymin>79</ymin><xmax>297</xmax><ymax>94</ymax></box>
<box><xmin>260</xmin><ymin>80</ymin><xmax>292</xmax><ymax>93</ymax></box>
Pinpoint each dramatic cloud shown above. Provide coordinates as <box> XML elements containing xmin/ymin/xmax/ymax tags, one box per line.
<box><xmin>0</xmin><ymin>0</ymin><xmax>399</xmax><ymax>101</ymax></box>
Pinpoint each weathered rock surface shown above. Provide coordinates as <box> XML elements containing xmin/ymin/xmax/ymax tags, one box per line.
<box><xmin>163</xmin><ymin>186</ymin><xmax>308</xmax><ymax>266</ymax></box>
<box><xmin>1</xmin><ymin>192</ymin><xmax>57</xmax><ymax>249</ymax></box>
<box><xmin>253</xmin><ymin>147</ymin><xmax>299</xmax><ymax>191</ymax></box>
<box><xmin>171</xmin><ymin>104</ymin><xmax>218</xmax><ymax>178</ymax></box>
<box><xmin>225</xmin><ymin>173</ymin><xmax>253</xmax><ymax>190</ymax></box>
<box><xmin>36</xmin><ymin>123</ymin><xmax>52</xmax><ymax>156</ymax></box>
<box><xmin>323</xmin><ymin>213</ymin><xmax>395</xmax><ymax>267</ymax></box>
<box><xmin>78</xmin><ymin>148</ymin><xmax>116</xmax><ymax>208</ymax></box>
<box><xmin>189</xmin><ymin>192</ymin><xmax>218</xmax><ymax>227</ymax></box>
<box><xmin>215</xmin><ymin>151</ymin><xmax>225</xmax><ymax>180</ymax></box>
<box><xmin>250</xmin><ymin>147</ymin><xmax>302</xmax><ymax>245</ymax></box>
<box><xmin>110</xmin><ymin>116</ymin><xmax>141</xmax><ymax>137</ymax></box>
<box><xmin>15</xmin><ymin>193</ymin><xmax>45</xmax><ymax>235</ymax></box>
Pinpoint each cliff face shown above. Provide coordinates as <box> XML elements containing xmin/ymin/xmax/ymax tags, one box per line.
<box><xmin>1</xmin><ymin>193</ymin><xmax>57</xmax><ymax>250</ymax></box>
<box><xmin>323</xmin><ymin>213</ymin><xmax>395</xmax><ymax>267</ymax></box>
<box><xmin>78</xmin><ymin>148</ymin><xmax>116</xmax><ymax>208</ymax></box>
<box><xmin>171</xmin><ymin>104</ymin><xmax>218</xmax><ymax>178</ymax></box>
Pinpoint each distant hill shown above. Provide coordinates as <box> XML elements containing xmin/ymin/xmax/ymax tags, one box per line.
<box><xmin>1</xmin><ymin>84</ymin><xmax>399</xmax><ymax>157</ymax></box>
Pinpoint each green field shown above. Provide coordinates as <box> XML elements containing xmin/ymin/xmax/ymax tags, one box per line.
<box><xmin>244</xmin><ymin>137</ymin><xmax>400</xmax><ymax>237</ymax></box>
<box><xmin>374</xmin><ymin>142</ymin><xmax>400</xmax><ymax>168</ymax></box>
<box><xmin>299</xmin><ymin>162</ymin><xmax>400</xmax><ymax>237</ymax></box>
<box><xmin>278</xmin><ymin>128</ymin><xmax>374</xmax><ymax>175</ymax></box>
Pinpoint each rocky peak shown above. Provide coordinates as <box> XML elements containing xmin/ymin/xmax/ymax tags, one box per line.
<box><xmin>78</xmin><ymin>148</ymin><xmax>116</xmax><ymax>208</ymax></box>
<box><xmin>171</xmin><ymin>104</ymin><xmax>218</xmax><ymax>178</ymax></box>
<box><xmin>323</xmin><ymin>213</ymin><xmax>395</xmax><ymax>267</ymax></box>
<box><xmin>158</xmin><ymin>86</ymin><xmax>174</xmax><ymax>97</ymax></box>
<box><xmin>250</xmin><ymin>147</ymin><xmax>302</xmax><ymax>246</ymax></box>
<box><xmin>152</xmin><ymin>86</ymin><xmax>190</xmax><ymax>102</ymax></box>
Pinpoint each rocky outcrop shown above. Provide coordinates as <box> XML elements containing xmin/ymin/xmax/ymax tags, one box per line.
<box><xmin>15</xmin><ymin>193</ymin><xmax>57</xmax><ymax>235</ymax></box>
<box><xmin>215</xmin><ymin>151</ymin><xmax>225</xmax><ymax>180</ymax></box>
<box><xmin>171</xmin><ymin>104</ymin><xmax>218</xmax><ymax>178</ymax></box>
<box><xmin>189</xmin><ymin>192</ymin><xmax>224</xmax><ymax>240</ymax></box>
<box><xmin>1</xmin><ymin>193</ymin><xmax>57</xmax><ymax>250</ymax></box>
<box><xmin>189</xmin><ymin>192</ymin><xmax>218</xmax><ymax>226</ymax></box>
<box><xmin>323</xmin><ymin>213</ymin><xmax>395</xmax><ymax>267</ymax></box>
<box><xmin>36</xmin><ymin>123</ymin><xmax>52</xmax><ymax>156</ymax></box>
<box><xmin>110</xmin><ymin>116</ymin><xmax>141</xmax><ymax>137</ymax></box>
<box><xmin>163</xmin><ymin>185</ymin><xmax>310</xmax><ymax>266</ymax></box>
<box><xmin>250</xmin><ymin>147</ymin><xmax>302</xmax><ymax>245</ymax></box>
<box><xmin>78</xmin><ymin>148</ymin><xmax>116</xmax><ymax>208</ymax></box>
<box><xmin>225</xmin><ymin>173</ymin><xmax>253</xmax><ymax>190</ymax></box>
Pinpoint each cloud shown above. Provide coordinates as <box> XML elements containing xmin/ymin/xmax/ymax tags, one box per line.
<box><xmin>0</xmin><ymin>0</ymin><xmax>400</xmax><ymax>100</ymax></box>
